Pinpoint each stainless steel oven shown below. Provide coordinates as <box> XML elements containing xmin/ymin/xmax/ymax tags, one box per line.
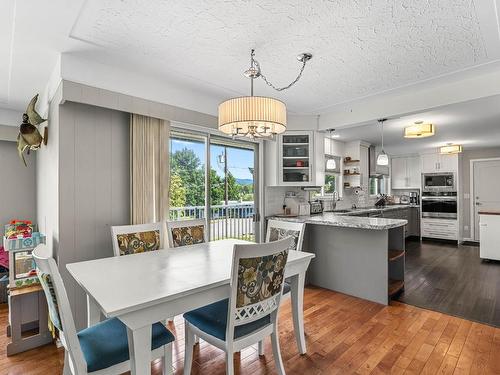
<box><xmin>421</xmin><ymin>194</ymin><xmax>457</xmax><ymax>219</ymax></box>
<box><xmin>422</xmin><ymin>172</ymin><xmax>455</xmax><ymax>193</ymax></box>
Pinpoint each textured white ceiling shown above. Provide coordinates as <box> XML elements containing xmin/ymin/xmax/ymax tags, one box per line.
<box><xmin>334</xmin><ymin>94</ymin><xmax>500</xmax><ymax>155</ymax></box>
<box><xmin>70</xmin><ymin>0</ymin><xmax>490</xmax><ymax>114</ymax></box>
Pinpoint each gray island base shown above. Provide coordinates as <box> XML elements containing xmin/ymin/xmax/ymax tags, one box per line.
<box><xmin>268</xmin><ymin>214</ymin><xmax>407</xmax><ymax>305</ymax></box>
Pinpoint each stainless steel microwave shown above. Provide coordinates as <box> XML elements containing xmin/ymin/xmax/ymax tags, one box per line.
<box><xmin>422</xmin><ymin>172</ymin><xmax>455</xmax><ymax>192</ymax></box>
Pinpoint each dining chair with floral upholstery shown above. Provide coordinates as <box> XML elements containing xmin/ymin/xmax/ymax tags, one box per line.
<box><xmin>33</xmin><ymin>244</ymin><xmax>174</xmax><ymax>375</ymax></box>
<box><xmin>166</xmin><ymin>219</ymin><xmax>207</xmax><ymax>248</ymax></box>
<box><xmin>266</xmin><ymin>219</ymin><xmax>306</xmax><ymax>295</ymax></box>
<box><xmin>111</xmin><ymin>222</ymin><xmax>166</xmax><ymax>257</ymax></box>
<box><xmin>262</xmin><ymin>219</ymin><xmax>306</xmax><ymax>355</ymax></box>
<box><xmin>182</xmin><ymin>237</ymin><xmax>293</xmax><ymax>375</ymax></box>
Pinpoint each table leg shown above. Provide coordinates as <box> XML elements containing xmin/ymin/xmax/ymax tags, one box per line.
<box><xmin>290</xmin><ymin>271</ymin><xmax>306</xmax><ymax>354</ymax></box>
<box><xmin>87</xmin><ymin>294</ymin><xmax>102</xmax><ymax>327</ymax></box>
<box><xmin>127</xmin><ymin>324</ymin><xmax>152</xmax><ymax>375</ymax></box>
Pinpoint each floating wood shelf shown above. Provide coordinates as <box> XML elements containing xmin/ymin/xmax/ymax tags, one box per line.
<box><xmin>344</xmin><ymin>172</ymin><xmax>361</xmax><ymax>176</ymax></box>
<box><xmin>388</xmin><ymin>279</ymin><xmax>404</xmax><ymax>296</ymax></box>
<box><xmin>344</xmin><ymin>159</ymin><xmax>360</xmax><ymax>163</ymax></box>
<box><xmin>388</xmin><ymin>250</ymin><xmax>405</xmax><ymax>261</ymax></box>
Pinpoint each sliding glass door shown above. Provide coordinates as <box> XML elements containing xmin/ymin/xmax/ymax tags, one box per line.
<box><xmin>209</xmin><ymin>138</ymin><xmax>257</xmax><ymax>242</ymax></box>
<box><xmin>169</xmin><ymin>130</ymin><xmax>259</xmax><ymax>242</ymax></box>
<box><xmin>169</xmin><ymin>132</ymin><xmax>207</xmax><ymax>221</ymax></box>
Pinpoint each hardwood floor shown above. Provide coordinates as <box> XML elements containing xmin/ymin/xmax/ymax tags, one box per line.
<box><xmin>399</xmin><ymin>239</ymin><xmax>500</xmax><ymax>327</ymax></box>
<box><xmin>2</xmin><ymin>287</ymin><xmax>500</xmax><ymax>374</ymax></box>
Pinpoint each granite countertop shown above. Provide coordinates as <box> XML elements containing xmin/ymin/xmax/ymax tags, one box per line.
<box><xmin>268</xmin><ymin>212</ymin><xmax>407</xmax><ymax>230</ymax></box>
<box><xmin>336</xmin><ymin>204</ymin><xmax>419</xmax><ymax>216</ymax></box>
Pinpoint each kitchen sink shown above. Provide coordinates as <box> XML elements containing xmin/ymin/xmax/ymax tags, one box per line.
<box><xmin>331</xmin><ymin>209</ymin><xmax>351</xmax><ymax>213</ymax></box>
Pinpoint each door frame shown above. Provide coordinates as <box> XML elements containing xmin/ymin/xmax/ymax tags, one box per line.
<box><xmin>469</xmin><ymin>157</ymin><xmax>500</xmax><ymax>241</ymax></box>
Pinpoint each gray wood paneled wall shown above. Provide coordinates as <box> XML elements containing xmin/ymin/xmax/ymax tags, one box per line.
<box><xmin>58</xmin><ymin>102</ymin><xmax>130</xmax><ymax>329</ymax></box>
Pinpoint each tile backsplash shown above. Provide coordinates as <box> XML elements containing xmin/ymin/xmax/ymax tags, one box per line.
<box><xmin>265</xmin><ymin>186</ymin><xmax>379</xmax><ymax>216</ymax></box>
<box><xmin>264</xmin><ymin>186</ymin><xmax>302</xmax><ymax>216</ymax></box>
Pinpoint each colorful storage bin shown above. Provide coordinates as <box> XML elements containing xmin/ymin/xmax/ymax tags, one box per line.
<box><xmin>3</xmin><ymin>232</ymin><xmax>46</xmax><ymax>251</ymax></box>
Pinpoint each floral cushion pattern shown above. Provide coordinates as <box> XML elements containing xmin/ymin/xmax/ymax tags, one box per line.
<box><xmin>116</xmin><ymin>230</ymin><xmax>160</xmax><ymax>256</ymax></box>
<box><xmin>268</xmin><ymin>228</ymin><xmax>300</xmax><ymax>251</ymax></box>
<box><xmin>38</xmin><ymin>272</ymin><xmax>62</xmax><ymax>331</ymax></box>
<box><xmin>171</xmin><ymin>225</ymin><xmax>205</xmax><ymax>247</ymax></box>
<box><xmin>236</xmin><ymin>250</ymin><xmax>288</xmax><ymax>308</ymax></box>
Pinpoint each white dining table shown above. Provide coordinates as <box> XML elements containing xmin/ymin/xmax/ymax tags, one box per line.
<box><xmin>66</xmin><ymin>239</ymin><xmax>314</xmax><ymax>375</ymax></box>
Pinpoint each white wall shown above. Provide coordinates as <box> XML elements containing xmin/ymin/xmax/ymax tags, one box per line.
<box><xmin>0</xmin><ymin>140</ymin><xmax>36</xmax><ymax>237</ymax></box>
<box><xmin>37</xmin><ymin>87</ymin><xmax>61</xmax><ymax>260</ymax></box>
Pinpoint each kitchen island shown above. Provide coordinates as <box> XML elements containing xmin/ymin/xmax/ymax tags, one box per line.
<box><xmin>268</xmin><ymin>212</ymin><xmax>407</xmax><ymax>305</ymax></box>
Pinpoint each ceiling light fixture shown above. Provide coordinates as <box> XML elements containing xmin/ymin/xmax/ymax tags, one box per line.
<box><xmin>377</xmin><ymin>119</ymin><xmax>389</xmax><ymax>166</ymax></box>
<box><xmin>404</xmin><ymin>121</ymin><xmax>435</xmax><ymax>138</ymax></box>
<box><xmin>440</xmin><ymin>143</ymin><xmax>463</xmax><ymax>154</ymax></box>
<box><xmin>218</xmin><ymin>49</ymin><xmax>312</xmax><ymax>139</ymax></box>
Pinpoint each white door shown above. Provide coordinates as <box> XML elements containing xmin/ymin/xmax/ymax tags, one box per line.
<box><xmin>473</xmin><ymin>159</ymin><xmax>500</xmax><ymax>240</ymax></box>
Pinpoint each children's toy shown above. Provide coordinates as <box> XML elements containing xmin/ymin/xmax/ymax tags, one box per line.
<box><xmin>3</xmin><ymin>223</ymin><xmax>45</xmax><ymax>289</ymax></box>
<box><xmin>5</xmin><ymin>220</ymin><xmax>34</xmax><ymax>239</ymax></box>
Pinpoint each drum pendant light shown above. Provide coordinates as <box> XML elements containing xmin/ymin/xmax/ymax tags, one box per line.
<box><xmin>377</xmin><ymin>119</ymin><xmax>389</xmax><ymax>166</ymax></box>
<box><xmin>218</xmin><ymin>49</ymin><xmax>312</xmax><ymax>139</ymax></box>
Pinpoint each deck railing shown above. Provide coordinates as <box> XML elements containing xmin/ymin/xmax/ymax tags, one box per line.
<box><xmin>169</xmin><ymin>203</ymin><xmax>255</xmax><ymax>241</ymax></box>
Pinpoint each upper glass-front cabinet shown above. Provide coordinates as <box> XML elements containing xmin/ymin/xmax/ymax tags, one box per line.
<box><xmin>279</xmin><ymin>131</ymin><xmax>314</xmax><ymax>185</ymax></box>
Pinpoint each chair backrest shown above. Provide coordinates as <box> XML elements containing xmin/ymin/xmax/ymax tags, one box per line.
<box><xmin>33</xmin><ymin>244</ymin><xmax>87</xmax><ymax>375</ymax></box>
<box><xmin>166</xmin><ymin>219</ymin><xmax>207</xmax><ymax>248</ymax></box>
<box><xmin>111</xmin><ymin>222</ymin><xmax>166</xmax><ymax>257</ymax></box>
<box><xmin>266</xmin><ymin>219</ymin><xmax>306</xmax><ymax>251</ymax></box>
<box><xmin>226</xmin><ymin>237</ymin><xmax>293</xmax><ymax>342</ymax></box>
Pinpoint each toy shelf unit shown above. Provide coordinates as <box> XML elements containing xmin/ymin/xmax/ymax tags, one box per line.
<box><xmin>3</xmin><ymin>222</ymin><xmax>46</xmax><ymax>289</ymax></box>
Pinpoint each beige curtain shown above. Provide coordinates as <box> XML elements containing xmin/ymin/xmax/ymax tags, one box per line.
<box><xmin>130</xmin><ymin>114</ymin><xmax>170</xmax><ymax>224</ymax></box>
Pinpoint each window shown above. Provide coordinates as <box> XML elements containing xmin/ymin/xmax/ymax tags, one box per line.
<box><xmin>323</xmin><ymin>174</ymin><xmax>338</xmax><ymax>194</ymax></box>
<box><xmin>168</xmin><ymin>128</ymin><xmax>259</xmax><ymax>242</ymax></box>
<box><xmin>169</xmin><ymin>133</ymin><xmax>207</xmax><ymax>221</ymax></box>
<box><xmin>369</xmin><ymin>176</ymin><xmax>390</xmax><ymax>196</ymax></box>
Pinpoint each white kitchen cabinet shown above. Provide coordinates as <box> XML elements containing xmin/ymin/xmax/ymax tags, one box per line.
<box><xmin>391</xmin><ymin>156</ymin><xmax>421</xmax><ymax>189</ymax></box>
<box><xmin>391</xmin><ymin>158</ymin><xmax>407</xmax><ymax>189</ymax></box>
<box><xmin>265</xmin><ymin>130</ymin><xmax>324</xmax><ymax>186</ymax></box>
<box><xmin>420</xmin><ymin>153</ymin><xmax>458</xmax><ymax>173</ymax></box>
<box><xmin>479</xmin><ymin>213</ymin><xmax>500</xmax><ymax>260</ymax></box>
<box><xmin>421</xmin><ymin>218</ymin><xmax>458</xmax><ymax>240</ymax></box>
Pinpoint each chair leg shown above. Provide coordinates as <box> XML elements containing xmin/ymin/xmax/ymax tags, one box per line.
<box><xmin>225</xmin><ymin>351</ymin><xmax>234</xmax><ymax>375</ymax></box>
<box><xmin>62</xmin><ymin>351</ymin><xmax>72</xmax><ymax>375</ymax></box>
<box><xmin>258</xmin><ymin>340</ymin><xmax>265</xmax><ymax>356</ymax></box>
<box><xmin>271</xmin><ymin>327</ymin><xmax>286</xmax><ymax>375</ymax></box>
<box><xmin>183</xmin><ymin>321</ymin><xmax>196</xmax><ymax>375</ymax></box>
<box><xmin>163</xmin><ymin>343</ymin><xmax>173</xmax><ymax>375</ymax></box>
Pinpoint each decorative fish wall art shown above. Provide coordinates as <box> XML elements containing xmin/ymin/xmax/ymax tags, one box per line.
<box><xmin>17</xmin><ymin>94</ymin><xmax>48</xmax><ymax>166</ymax></box>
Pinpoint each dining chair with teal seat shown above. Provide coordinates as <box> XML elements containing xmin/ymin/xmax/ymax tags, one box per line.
<box><xmin>182</xmin><ymin>237</ymin><xmax>293</xmax><ymax>375</ymax></box>
<box><xmin>33</xmin><ymin>244</ymin><xmax>175</xmax><ymax>375</ymax></box>
<box><xmin>262</xmin><ymin>220</ymin><xmax>306</xmax><ymax>356</ymax></box>
<box><xmin>266</xmin><ymin>220</ymin><xmax>306</xmax><ymax>295</ymax></box>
